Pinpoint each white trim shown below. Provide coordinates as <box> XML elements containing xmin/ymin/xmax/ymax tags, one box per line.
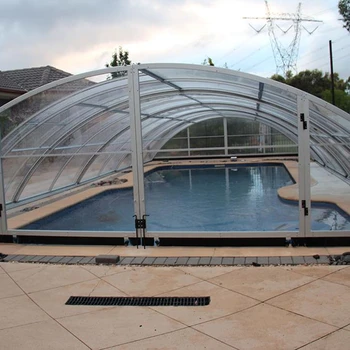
<box><xmin>129</xmin><ymin>65</ymin><xmax>146</xmax><ymax>220</ymax></box>
<box><xmin>6</xmin><ymin>229</ymin><xmax>349</xmax><ymax>239</ymax></box>
<box><xmin>298</xmin><ymin>95</ymin><xmax>311</xmax><ymax>238</ymax></box>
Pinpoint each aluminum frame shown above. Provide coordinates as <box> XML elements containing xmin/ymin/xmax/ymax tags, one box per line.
<box><xmin>0</xmin><ymin>63</ymin><xmax>349</xmax><ymax>239</ymax></box>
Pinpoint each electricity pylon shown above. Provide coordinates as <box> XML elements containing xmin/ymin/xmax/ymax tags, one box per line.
<box><xmin>244</xmin><ymin>1</ymin><xmax>322</xmax><ymax>77</ymax></box>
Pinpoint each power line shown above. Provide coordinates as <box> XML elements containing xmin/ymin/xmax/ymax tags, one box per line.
<box><xmin>228</xmin><ymin>43</ymin><xmax>271</xmax><ymax>69</ymax></box>
<box><xmin>217</xmin><ymin>4</ymin><xmax>339</xmax><ymax>71</ymax></box>
<box><xmin>312</xmin><ymin>5</ymin><xmax>338</xmax><ymax>16</ymax></box>
<box><xmin>297</xmin><ymin>34</ymin><xmax>348</xmax><ymax>64</ymax></box>
<box><xmin>244</xmin><ymin>56</ymin><xmax>275</xmax><ymax>72</ymax></box>
<box><xmin>215</xmin><ymin>34</ymin><xmax>261</xmax><ymax>65</ymax></box>
<box><xmin>243</xmin><ymin>1</ymin><xmax>322</xmax><ymax>76</ymax></box>
<box><xmin>301</xmin><ymin>45</ymin><xmax>348</xmax><ymax>68</ymax></box>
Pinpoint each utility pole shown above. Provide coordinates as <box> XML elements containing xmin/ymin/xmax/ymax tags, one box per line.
<box><xmin>244</xmin><ymin>1</ymin><xmax>322</xmax><ymax>77</ymax></box>
<box><xmin>329</xmin><ymin>40</ymin><xmax>335</xmax><ymax>106</ymax></box>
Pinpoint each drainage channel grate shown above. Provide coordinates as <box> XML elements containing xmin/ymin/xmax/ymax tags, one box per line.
<box><xmin>66</xmin><ymin>296</ymin><xmax>210</xmax><ymax>306</ymax></box>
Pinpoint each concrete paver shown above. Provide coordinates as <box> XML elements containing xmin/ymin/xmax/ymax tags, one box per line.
<box><xmin>194</xmin><ymin>303</ymin><xmax>336</xmax><ymax>350</ymax></box>
<box><xmin>268</xmin><ymin>276</ymin><xmax>350</xmax><ymax>327</ymax></box>
<box><xmin>0</xmin><ymin>319</ymin><xmax>90</xmax><ymax>350</ymax></box>
<box><xmin>0</xmin><ymin>257</ymin><xmax>349</xmax><ymax>349</ymax></box>
<box><xmin>59</xmin><ymin>306</ymin><xmax>185</xmax><ymax>350</ymax></box>
<box><xmin>142</xmin><ymin>257</ymin><xmax>156</xmax><ymax>265</ymax></box>
<box><xmin>109</xmin><ymin>327</ymin><xmax>234</xmax><ymax>350</ymax></box>
<box><xmin>287</xmin><ymin>265</ymin><xmax>346</xmax><ymax>278</ymax></box>
<box><xmin>8</xmin><ymin>264</ymin><xmax>97</xmax><ymax>293</ymax></box>
<box><xmin>175</xmin><ymin>266</ymin><xmax>242</xmax><ymax>280</ymax></box>
<box><xmin>102</xmin><ymin>266</ymin><xmax>201</xmax><ymax>297</ymax></box>
<box><xmin>327</xmin><ymin>247</ymin><xmax>350</xmax><ymax>255</ymax></box>
<box><xmin>221</xmin><ymin>257</ymin><xmax>234</xmax><ymax>265</ymax></box>
<box><xmin>30</xmin><ymin>279</ymin><xmax>127</xmax><ymax>319</ymax></box>
<box><xmin>322</xmin><ymin>267</ymin><xmax>350</xmax><ymax>287</ymax></box>
<box><xmin>210</xmin><ymin>257</ymin><xmax>222</xmax><ymax>265</ymax></box>
<box><xmin>1</xmin><ymin>261</ymin><xmax>42</xmax><ymax>273</ymax></box>
<box><xmin>151</xmin><ymin>280</ymin><xmax>258</xmax><ymax>326</ymax></box>
<box><xmin>0</xmin><ymin>294</ymin><xmax>50</xmax><ymax>330</ymax></box>
<box><xmin>0</xmin><ymin>273</ymin><xmax>25</xmax><ymax>299</ymax></box>
<box><xmin>210</xmin><ymin>266</ymin><xmax>315</xmax><ymax>301</ymax></box>
<box><xmin>0</xmin><ymin>243</ymin><xmax>23</xmax><ymax>254</ymax></box>
<box><xmin>299</xmin><ymin>330</ymin><xmax>350</xmax><ymax>350</ymax></box>
<box><xmin>8</xmin><ymin>244</ymin><xmax>114</xmax><ymax>257</ymax></box>
<box><xmin>81</xmin><ymin>264</ymin><xmax>134</xmax><ymax>278</ymax></box>
<box><xmin>0</xmin><ymin>243</ymin><xmax>346</xmax><ymax>258</ymax></box>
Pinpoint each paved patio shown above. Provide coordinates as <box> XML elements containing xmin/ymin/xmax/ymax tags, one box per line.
<box><xmin>0</xmin><ymin>244</ymin><xmax>349</xmax><ymax>349</ymax></box>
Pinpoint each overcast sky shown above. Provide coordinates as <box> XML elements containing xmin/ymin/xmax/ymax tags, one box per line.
<box><xmin>0</xmin><ymin>0</ymin><xmax>348</xmax><ymax>79</ymax></box>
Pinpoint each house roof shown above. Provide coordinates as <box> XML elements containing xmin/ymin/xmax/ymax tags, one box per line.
<box><xmin>0</xmin><ymin>65</ymin><xmax>72</xmax><ymax>93</ymax></box>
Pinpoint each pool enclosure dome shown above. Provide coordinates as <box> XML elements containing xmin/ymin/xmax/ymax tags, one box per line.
<box><xmin>0</xmin><ymin>63</ymin><xmax>349</xmax><ymax>205</ymax></box>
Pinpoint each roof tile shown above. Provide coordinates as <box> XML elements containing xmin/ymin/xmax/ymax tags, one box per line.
<box><xmin>0</xmin><ymin>65</ymin><xmax>72</xmax><ymax>92</ymax></box>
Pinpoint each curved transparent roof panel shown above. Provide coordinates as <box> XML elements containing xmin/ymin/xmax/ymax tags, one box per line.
<box><xmin>0</xmin><ymin>63</ymin><xmax>349</xmax><ymax>204</ymax></box>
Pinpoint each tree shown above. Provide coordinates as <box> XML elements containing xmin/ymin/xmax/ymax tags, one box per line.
<box><xmin>322</xmin><ymin>89</ymin><xmax>350</xmax><ymax>112</ymax></box>
<box><xmin>105</xmin><ymin>46</ymin><xmax>131</xmax><ymax>78</ymax></box>
<box><xmin>270</xmin><ymin>69</ymin><xmax>350</xmax><ymax>112</ymax></box>
<box><xmin>202</xmin><ymin>57</ymin><xmax>215</xmax><ymax>66</ymax></box>
<box><xmin>270</xmin><ymin>74</ymin><xmax>286</xmax><ymax>83</ymax></box>
<box><xmin>339</xmin><ymin>0</ymin><xmax>350</xmax><ymax>32</ymax></box>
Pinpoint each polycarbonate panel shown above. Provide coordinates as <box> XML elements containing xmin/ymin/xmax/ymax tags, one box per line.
<box><xmin>143</xmin><ymin>120</ymin><xmax>184</xmax><ymax>151</ymax></box>
<box><xmin>141</xmin><ymin>118</ymin><xmax>170</xmax><ymax>139</ymax></box>
<box><xmin>0</xmin><ymin>81</ymin><xmax>96</xmax><ymax>146</ymax></box>
<box><xmin>155</xmin><ymin>150</ymin><xmax>189</xmax><ymax>157</ymax></box>
<box><xmin>168</xmin><ymin>80</ymin><xmax>259</xmax><ymax>99</ymax></box>
<box><xmin>103</xmin><ymin>130</ymin><xmax>132</xmax><ymax>154</ymax></box>
<box><xmin>1</xmin><ymin>63</ymin><xmax>349</xmax><ymax>207</ymax></box>
<box><xmin>309</xmin><ymin>161</ymin><xmax>350</xmax><ymax>232</ymax></box>
<box><xmin>142</xmin><ymin>67</ymin><xmax>259</xmax><ymax>90</ymax></box>
<box><xmin>139</xmin><ymin>79</ymin><xmax>175</xmax><ymax>96</ymax></box>
<box><xmin>99</xmin><ymin>153</ymin><xmax>131</xmax><ymax>175</ymax></box>
<box><xmin>52</xmin><ymin>154</ymin><xmax>94</xmax><ymax>190</ymax></box>
<box><xmin>140</xmin><ymin>93</ymin><xmax>186</xmax><ymax>111</ymax></box>
<box><xmin>51</xmin><ymin>110</ymin><xmax>120</xmax><ymax>152</ymax></box>
<box><xmin>79</xmin><ymin>153</ymin><xmax>112</xmax><ymax>182</ymax></box>
<box><xmin>2</xmin><ymin>157</ymin><xmax>27</xmax><ymax>203</ymax></box>
<box><xmin>19</xmin><ymin>155</ymin><xmax>69</xmax><ymax>200</ymax></box>
<box><xmin>309</xmin><ymin>99</ymin><xmax>350</xmax><ymax>130</ymax></box>
<box><xmin>141</xmin><ymin>97</ymin><xmax>199</xmax><ymax>116</ymax></box>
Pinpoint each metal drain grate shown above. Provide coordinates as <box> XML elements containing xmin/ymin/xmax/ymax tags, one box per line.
<box><xmin>66</xmin><ymin>296</ymin><xmax>210</xmax><ymax>306</ymax></box>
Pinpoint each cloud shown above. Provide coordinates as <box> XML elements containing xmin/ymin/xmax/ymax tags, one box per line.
<box><xmin>0</xmin><ymin>0</ymin><xmax>348</xmax><ymax>79</ymax></box>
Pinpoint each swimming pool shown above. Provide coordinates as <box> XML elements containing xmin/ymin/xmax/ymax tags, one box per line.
<box><xmin>22</xmin><ymin>164</ymin><xmax>350</xmax><ymax>232</ymax></box>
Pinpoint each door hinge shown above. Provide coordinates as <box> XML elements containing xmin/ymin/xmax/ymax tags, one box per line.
<box><xmin>301</xmin><ymin>200</ymin><xmax>309</xmax><ymax>216</ymax></box>
<box><xmin>300</xmin><ymin>113</ymin><xmax>307</xmax><ymax>130</ymax></box>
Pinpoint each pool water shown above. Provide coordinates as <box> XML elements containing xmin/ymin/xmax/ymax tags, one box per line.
<box><xmin>22</xmin><ymin>165</ymin><xmax>350</xmax><ymax>232</ymax></box>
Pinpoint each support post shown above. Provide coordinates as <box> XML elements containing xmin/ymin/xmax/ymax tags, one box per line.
<box><xmin>187</xmin><ymin>127</ymin><xmax>191</xmax><ymax>156</ymax></box>
<box><xmin>329</xmin><ymin>40</ymin><xmax>335</xmax><ymax>106</ymax></box>
<box><xmin>297</xmin><ymin>95</ymin><xmax>311</xmax><ymax>238</ymax></box>
<box><xmin>223</xmin><ymin>117</ymin><xmax>228</xmax><ymax>156</ymax></box>
<box><xmin>0</xmin><ymin>134</ymin><xmax>8</xmax><ymax>236</ymax></box>
<box><xmin>129</xmin><ymin>65</ymin><xmax>146</xmax><ymax>242</ymax></box>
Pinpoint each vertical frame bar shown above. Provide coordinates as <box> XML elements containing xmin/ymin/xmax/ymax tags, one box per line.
<box><xmin>0</xmin><ymin>138</ymin><xmax>8</xmax><ymax>234</ymax></box>
<box><xmin>297</xmin><ymin>95</ymin><xmax>311</xmax><ymax>238</ymax></box>
<box><xmin>223</xmin><ymin>117</ymin><xmax>228</xmax><ymax>156</ymax></box>
<box><xmin>187</xmin><ymin>127</ymin><xmax>191</xmax><ymax>157</ymax></box>
<box><xmin>128</xmin><ymin>65</ymin><xmax>146</xmax><ymax>223</ymax></box>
